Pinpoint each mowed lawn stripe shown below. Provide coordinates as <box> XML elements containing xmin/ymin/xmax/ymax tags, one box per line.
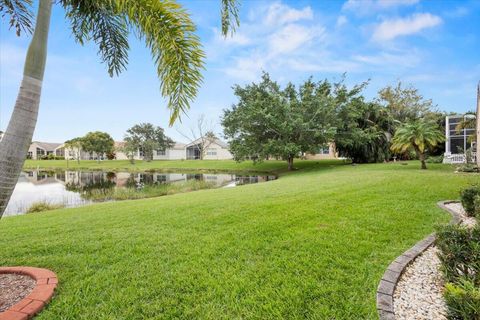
<box><xmin>1</xmin><ymin>161</ymin><xmax>475</xmax><ymax>319</ymax></box>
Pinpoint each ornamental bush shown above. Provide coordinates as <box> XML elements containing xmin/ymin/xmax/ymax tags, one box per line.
<box><xmin>436</xmin><ymin>224</ymin><xmax>480</xmax><ymax>285</ymax></box>
<box><xmin>444</xmin><ymin>280</ymin><xmax>480</xmax><ymax>320</ymax></box>
<box><xmin>474</xmin><ymin>195</ymin><xmax>480</xmax><ymax>219</ymax></box>
<box><xmin>461</xmin><ymin>185</ymin><xmax>480</xmax><ymax>217</ymax></box>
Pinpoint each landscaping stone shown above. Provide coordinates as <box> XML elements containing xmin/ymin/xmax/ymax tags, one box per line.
<box><xmin>445</xmin><ymin>202</ymin><xmax>477</xmax><ymax>227</ymax></box>
<box><xmin>0</xmin><ymin>267</ymin><xmax>57</xmax><ymax>319</ymax></box>
<box><xmin>385</xmin><ymin>201</ymin><xmax>477</xmax><ymax>320</ymax></box>
<box><xmin>393</xmin><ymin>246</ymin><xmax>447</xmax><ymax>320</ymax></box>
<box><xmin>0</xmin><ymin>274</ymin><xmax>35</xmax><ymax>313</ymax></box>
<box><xmin>377</xmin><ymin>201</ymin><xmax>477</xmax><ymax>319</ymax></box>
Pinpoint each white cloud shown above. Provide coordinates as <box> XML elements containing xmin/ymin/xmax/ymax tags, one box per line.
<box><xmin>264</xmin><ymin>2</ymin><xmax>313</xmax><ymax>26</ymax></box>
<box><xmin>287</xmin><ymin>58</ymin><xmax>360</xmax><ymax>73</ymax></box>
<box><xmin>336</xmin><ymin>15</ymin><xmax>348</xmax><ymax>28</ymax></box>
<box><xmin>372</xmin><ymin>13</ymin><xmax>442</xmax><ymax>41</ymax></box>
<box><xmin>353</xmin><ymin>50</ymin><xmax>422</xmax><ymax>68</ymax></box>
<box><xmin>224</xmin><ymin>54</ymin><xmax>267</xmax><ymax>81</ymax></box>
<box><xmin>268</xmin><ymin>24</ymin><xmax>325</xmax><ymax>55</ymax></box>
<box><xmin>343</xmin><ymin>0</ymin><xmax>419</xmax><ymax>15</ymax></box>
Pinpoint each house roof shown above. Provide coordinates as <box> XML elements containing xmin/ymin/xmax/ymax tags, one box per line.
<box><xmin>115</xmin><ymin>141</ymin><xmax>185</xmax><ymax>150</ymax></box>
<box><xmin>32</xmin><ymin>141</ymin><xmax>63</xmax><ymax>151</ymax></box>
<box><xmin>172</xmin><ymin>142</ymin><xmax>186</xmax><ymax>149</ymax></box>
<box><xmin>185</xmin><ymin>138</ymin><xmax>228</xmax><ymax>148</ymax></box>
<box><xmin>114</xmin><ymin>141</ymin><xmax>125</xmax><ymax>149</ymax></box>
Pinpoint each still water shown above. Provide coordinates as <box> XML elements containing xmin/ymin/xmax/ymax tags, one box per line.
<box><xmin>5</xmin><ymin>170</ymin><xmax>276</xmax><ymax>216</ymax></box>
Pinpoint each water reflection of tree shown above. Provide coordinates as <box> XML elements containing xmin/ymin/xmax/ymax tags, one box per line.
<box><xmin>126</xmin><ymin>175</ymin><xmax>138</xmax><ymax>189</ymax></box>
<box><xmin>186</xmin><ymin>174</ymin><xmax>203</xmax><ymax>181</ymax></box>
<box><xmin>106</xmin><ymin>172</ymin><xmax>116</xmax><ymax>181</ymax></box>
<box><xmin>65</xmin><ymin>180</ymin><xmax>115</xmax><ymax>198</ymax></box>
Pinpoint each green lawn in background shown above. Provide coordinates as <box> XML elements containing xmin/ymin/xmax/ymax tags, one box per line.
<box><xmin>2</xmin><ymin>160</ymin><xmax>476</xmax><ymax>319</ymax></box>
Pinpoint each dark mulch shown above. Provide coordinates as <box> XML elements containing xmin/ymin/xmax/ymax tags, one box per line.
<box><xmin>0</xmin><ymin>273</ymin><xmax>36</xmax><ymax>312</ymax></box>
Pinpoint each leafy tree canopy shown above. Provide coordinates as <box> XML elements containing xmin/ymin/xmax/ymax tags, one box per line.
<box><xmin>222</xmin><ymin>73</ymin><xmax>337</xmax><ymax>170</ymax></box>
<box><xmin>377</xmin><ymin>81</ymin><xmax>438</xmax><ymax>124</ymax></box>
<box><xmin>124</xmin><ymin>123</ymin><xmax>174</xmax><ymax>162</ymax></box>
<box><xmin>81</xmin><ymin>131</ymin><xmax>114</xmax><ymax>159</ymax></box>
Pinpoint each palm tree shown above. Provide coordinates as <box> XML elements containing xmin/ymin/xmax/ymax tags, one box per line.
<box><xmin>0</xmin><ymin>0</ymin><xmax>240</xmax><ymax>218</ymax></box>
<box><xmin>391</xmin><ymin>120</ymin><xmax>445</xmax><ymax>169</ymax></box>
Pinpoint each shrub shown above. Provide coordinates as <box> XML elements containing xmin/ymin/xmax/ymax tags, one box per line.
<box><xmin>461</xmin><ymin>185</ymin><xmax>480</xmax><ymax>216</ymax></box>
<box><xmin>426</xmin><ymin>155</ymin><xmax>444</xmax><ymax>163</ymax></box>
<box><xmin>26</xmin><ymin>201</ymin><xmax>64</xmax><ymax>213</ymax></box>
<box><xmin>457</xmin><ymin>164</ymin><xmax>479</xmax><ymax>173</ymax></box>
<box><xmin>475</xmin><ymin>195</ymin><xmax>480</xmax><ymax>219</ymax></box>
<box><xmin>444</xmin><ymin>280</ymin><xmax>480</xmax><ymax>320</ymax></box>
<box><xmin>436</xmin><ymin>224</ymin><xmax>480</xmax><ymax>285</ymax></box>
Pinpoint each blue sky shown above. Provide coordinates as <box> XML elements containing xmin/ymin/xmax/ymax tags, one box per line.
<box><xmin>1</xmin><ymin>0</ymin><xmax>479</xmax><ymax>143</ymax></box>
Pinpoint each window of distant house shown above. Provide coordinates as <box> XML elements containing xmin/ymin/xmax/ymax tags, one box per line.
<box><xmin>139</xmin><ymin>149</ymin><xmax>144</xmax><ymax>157</ymax></box>
<box><xmin>156</xmin><ymin>149</ymin><xmax>166</xmax><ymax>156</ymax></box>
<box><xmin>206</xmin><ymin>148</ymin><xmax>217</xmax><ymax>156</ymax></box>
<box><xmin>317</xmin><ymin>147</ymin><xmax>330</xmax><ymax>155</ymax></box>
<box><xmin>156</xmin><ymin>175</ymin><xmax>167</xmax><ymax>183</ymax></box>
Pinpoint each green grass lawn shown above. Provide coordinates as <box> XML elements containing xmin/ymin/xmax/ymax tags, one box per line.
<box><xmin>2</xmin><ymin>160</ymin><xmax>477</xmax><ymax>319</ymax></box>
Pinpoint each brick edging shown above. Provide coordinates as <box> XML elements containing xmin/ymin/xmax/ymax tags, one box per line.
<box><xmin>376</xmin><ymin>200</ymin><xmax>462</xmax><ymax>320</ymax></box>
<box><xmin>0</xmin><ymin>267</ymin><xmax>58</xmax><ymax>320</ymax></box>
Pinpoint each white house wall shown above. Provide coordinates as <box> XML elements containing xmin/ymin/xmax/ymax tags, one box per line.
<box><xmin>203</xmin><ymin>142</ymin><xmax>233</xmax><ymax>160</ymax></box>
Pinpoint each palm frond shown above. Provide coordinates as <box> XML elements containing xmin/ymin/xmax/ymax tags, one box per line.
<box><xmin>61</xmin><ymin>0</ymin><xmax>205</xmax><ymax>125</ymax></box>
<box><xmin>221</xmin><ymin>0</ymin><xmax>240</xmax><ymax>37</ymax></box>
<box><xmin>63</xmin><ymin>0</ymin><xmax>129</xmax><ymax>77</ymax></box>
<box><xmin>116</xmin><ymin>0</ymin><xmax>205</xmax><ymax>125</ymax></box>
<box><xmin>0</xmin><ymin>0</ymin><xmax>33</xmax><ymax>36</ymax></box>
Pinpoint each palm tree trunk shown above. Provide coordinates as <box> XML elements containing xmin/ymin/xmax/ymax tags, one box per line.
<box><xmin>0</xmin><ymin>0</ymin><xmax>52</xmax><ymax>218</ymax></box>
<box><xmin>476</xmin><ymin>82</ymin><xmax>480</xmax><ymax>167</ymax></box>
<box><xmin>414</xmin><ymin>146</ymin><xmax>427</xmax><ymax>169</ymax></box>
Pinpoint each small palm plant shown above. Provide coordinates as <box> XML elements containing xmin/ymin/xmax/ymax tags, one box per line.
<box><xmin>391</xmin><ymin>120</ymin><xmax>445</xmax><ymax>169</ymax></box>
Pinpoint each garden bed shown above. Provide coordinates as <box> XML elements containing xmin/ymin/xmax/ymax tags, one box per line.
<box><xmin>379</xmin><ymin>201</ymin><xmax>477</xmax><ymax>319</ymax></box>
<box><xmin>0</xmin><ymin>274</ymin><xmax>35</xmax><ymax>313</ymax></box>
<box><xmin>0</xmin><ymin>267</ymin><xmax>57</xmax><ymax>319</ymax></box>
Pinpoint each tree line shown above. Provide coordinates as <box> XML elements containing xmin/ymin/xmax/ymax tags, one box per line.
<box><xmin>221</xmin><ymin>73</ymin><xmax>454</xmax><ymax>170</ymax></box>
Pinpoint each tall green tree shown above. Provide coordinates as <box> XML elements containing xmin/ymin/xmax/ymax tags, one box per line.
<box><xmin>0</xmin><ymin>0</ymin><xmax>240</xmax><ymax>217</ymax></box>
<box><xmin>124</xmin><ymin>123</ymin><xmax>174</xmax><ymax>162</ymax></box>
<box><xmin>81</xmin><ymin>131</ymin><xmax>114</xmax><ymax>162</ymax></box>
<box><xmin>378</xmin><ymin>82</ymin><xmax>437</xmax><ymax>124</ymax></box>
<box><xmin>391</xmin><ymin>120</ymin><xmax>444</xmax><ymax>169</ymax></box>
<box><xmin>64</xmin><ymin>137</ymin><xmax>84</xmax><ymax>164</ymax></box>
<box><xmin>333</xmin><ymin>80</ymin><xmax>395</xmax><ymax>163</ymax></box>
<box><xmin>222</xmin><ymin>73</ymin><xmax>337</xmax><ymax>170</ymax></box>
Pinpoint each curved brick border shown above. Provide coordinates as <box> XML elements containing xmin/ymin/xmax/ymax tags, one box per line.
<box><xmin>0</xmin><ymin>267</ymin><xmax>57</xmax><ymax>320</ymax></box>
<box><xmin>376</xmin><ymin>201</ymin><xmax>461</xmax><ymax>320</ymax></box>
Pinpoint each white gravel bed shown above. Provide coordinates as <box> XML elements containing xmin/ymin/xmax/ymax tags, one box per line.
<box><xmin>393</xmin><ymin>202</ymin><xmax>477</xmax><ymax>319</ymax></box>
<box><xmin>393</xmin><ymin>246</ymin><xmax>447</xmax><ymax>320</ymax></box>
<box><xmin>445</xmin><ymin>202</ymin><xmax>477</xmax><ymax>227</ymax></box>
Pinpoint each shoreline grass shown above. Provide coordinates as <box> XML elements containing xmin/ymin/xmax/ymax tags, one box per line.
<box><xmin>2</xmin><ymin>161</ymin><xmax>476</xmax><ymax>318</ymax></box>
<box><xmin>79</xmin><ymin>180</ymin><xmax>217</xmax><ymax>202</ymax></box>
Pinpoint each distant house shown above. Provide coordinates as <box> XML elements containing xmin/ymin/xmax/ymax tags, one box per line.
<box><xmin>114</xmin><ymin>138</ymin><xmax>232</xmax><ymax>161</ymax></box>
<box><xmin>443</xmin><ymin>114</ymin><xmax>477</xmax><ymax>164</ymax></box>
<box><xmin>304</xmin><ymin>143</ymin><xmax>338</xmax><ymax>160</ymax></box>
<box><xmin>185</xmin><ymin>138</ymin><xmax>232</xmax><ymax>160</ymax></box>
<box><xmin>27</xmin><ymin>141</ymin><xmax>65</xmax><ymax>159</ymax></box>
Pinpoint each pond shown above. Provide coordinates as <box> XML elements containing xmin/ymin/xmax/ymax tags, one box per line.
<box><xmin>5</xmin><ymin>170</ymin><xmax>277</xmax><ymax>216</ymax></box>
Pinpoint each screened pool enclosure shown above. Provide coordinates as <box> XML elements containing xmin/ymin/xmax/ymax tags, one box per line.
<box><xmin>443</xmin><ymin>114</ymin><xmax>477</xmax><ymax>164</ymax></box>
